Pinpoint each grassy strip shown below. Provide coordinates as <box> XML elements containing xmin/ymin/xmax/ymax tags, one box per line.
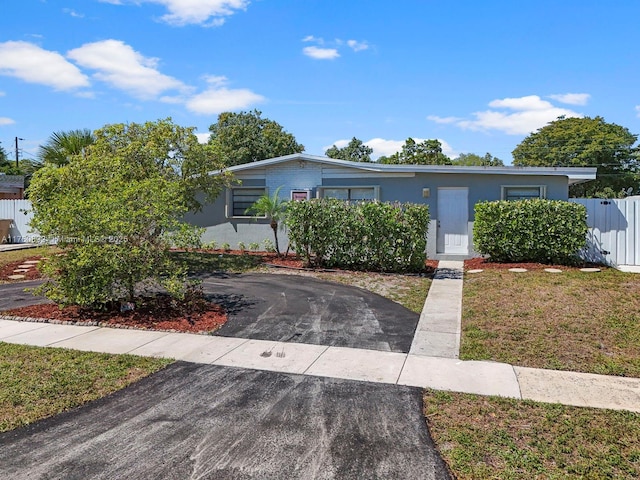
<box><xmin>0</xmin><ymin>342</ymin><xmax>172</xmax><ymax>433</ymax></box>
<box><xmin>461</xmin><ymin>268</ymin><xmax>640</xmax><ymax>376</ymax></box>
<box><xmin>173</xmin><ymin>250</ymin><xmax>262</xmax><ymax>274</ymax></box>
<box><xmin>316</xmin><ymin>272</ymin><xmax>431</xmax><ymax>314</ymax></box>
<box><xmin>424</xmin><ymin>390</ymin><xmax>640</xmax><ymax>479</ymax></box>
<box><xmin>0</xmin><ymin>246</ymin><xmax>54</xmax><ymax>267</ymax></box>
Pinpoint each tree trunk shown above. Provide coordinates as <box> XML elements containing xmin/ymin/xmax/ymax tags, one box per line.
<box><xmin>271</xmin><ymin>220</ymin><xmax>280</xmax><ymax>256</ymax></box>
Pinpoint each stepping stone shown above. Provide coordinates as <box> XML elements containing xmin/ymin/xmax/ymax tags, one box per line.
<box><xmin>508</xmin><ymin>268</ymin><xmax>528</xmax><ymax>273</ymax></box>
<box><xmin>7</xmin><ymin>274</ymin><xmax>26</xmax><ymax>280</ymax></box>
<box><xmin>13</xmin><ymin>269</ymin><xmax>30</xmax><ymax>273</ymax></box>
<box><xmin>16</xmin><ymin>264</ymin><xmax>33</xmax><ymax>269</ymax></box>
<box><xmin>23</xmin><ymin>260</ymin><xmax>40</xmax><ymax>264</ymax></box>
<box><xmin>544</xmin><ymin>268</ymin><xmax>563</xmax><ymax>273</ymax></box>
<box><xmin>467</xmin><ymin>269</ymin><xmax>483</xmax><ymax>274</ymax></box>
<box><xmin>580</xmin><ymin>268</ymin><xmax>601</xmax><ymax>273</ymax></box>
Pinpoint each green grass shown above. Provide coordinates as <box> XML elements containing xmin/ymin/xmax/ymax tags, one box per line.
<box><xmin>0</xmin><ymin>342</ymin><xmax>172</xmax><ymax>433</ymax></box>
<box><xmin>172</xmin><ymin>250</ymin><xmax>263</xmax><ymax>274</ymax></box>
<box><xmin>424</xmin><ymin>390</ymin><xmax>640</xmax><ymax>479</ymax></box>
<box><xmin>0</xmin><ymin>246</ymin><xmax>54</xmax><ymax>267</ymax></box>
<box><xmin>461</xmin><ymin>268</ymin><xmax>640</xmax><ymax>376</ymax></box>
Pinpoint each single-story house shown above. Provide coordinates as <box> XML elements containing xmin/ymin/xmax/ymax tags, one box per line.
<box><xmin>0</xmin><ymin>174</ymin><xmax>24</xmax><ymax>200</ymax></box>
<box><xmin>186</xmin><ymin>153</ymin><xmax>596</xmax><ymax>259</ymax></box>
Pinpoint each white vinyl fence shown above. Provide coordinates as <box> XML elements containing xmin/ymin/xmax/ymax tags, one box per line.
<box><xmin>571</xmin><ymin>198</ymin><xmax>640</xmax><ymax>267</ymax></box>
<box><xmin>0</xmin><ymin>199</ymin><xmax>40</xmax><ymax>243</ymax></box>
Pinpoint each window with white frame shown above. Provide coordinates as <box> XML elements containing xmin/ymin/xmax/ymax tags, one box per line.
<box><xmin>317</xmin><ymin>186</ymin><xmax>379</xmax><ymax>201</ymax></box>
<box><xmin>501</xmin><ymin>185</ymin><xmax>546</xmax><ymax>201</ymax></box>
<box><xmin>228</xmin><ymin>187</ymin><xmax>266</xmax><ymax>217</ymax></box>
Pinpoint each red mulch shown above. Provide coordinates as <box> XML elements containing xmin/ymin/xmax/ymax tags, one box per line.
<box><xmin>0</xmin><ymin>256</ymin><xmax>44</xmax><ymax>281</ymax></box>
<box><xmin>3</xmin><ymin>296</ymin><xmax>227</xmax><ymax>334</ymax></box>
<box><xmin>464</xmin><ymin>257</ymin><xmax>605</xmax><ymax>271</ymax></box>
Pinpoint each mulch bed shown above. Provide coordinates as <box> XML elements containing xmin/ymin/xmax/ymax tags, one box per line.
<box><xmin>2</xmin><ymin>295</ymin><xmax>227</xmax><ymax>334</ymax></box>
<box><xmin>464</xmin><ymin>257</ymin><xmax>606</xmax><ymax>271</ymax></box>
<box><xmin>0</xmin><ymin>256</ymin><xmax>44</xmax><ymax>281</ymax></box>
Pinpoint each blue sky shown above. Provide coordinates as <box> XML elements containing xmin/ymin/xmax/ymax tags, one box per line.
<box><xmin>1</xmin><ymin>0</ymin><xmax>639</xmax><ymax>164</ymax></box>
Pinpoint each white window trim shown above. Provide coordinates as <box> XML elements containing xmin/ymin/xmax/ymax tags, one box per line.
<box><xmin>501</xmin><ymin>185</ymin><xmax>546</xmax><ymax>201</ymax></box>
<box><xmin>226</xmin><ymin>186</ymin><xmax>267</xmax><ymax>219</ymax></box>
<box><xmin>290</xmin><ymin>189</ymin><xmax>312</xmax><ymax>201</ymax></box>
<box><xmin>316</xmin><ymin>185</ymin><xmax>380</xmax><ymax>201</ymax></box>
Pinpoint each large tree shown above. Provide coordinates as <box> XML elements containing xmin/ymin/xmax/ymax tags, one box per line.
<box><xmin>29</xmin><ymin>118</ymin><xmax>228</xmax><ymax>309</ymax></box>
<box><xmin>378</xmin><ymin>138</ymin><xmax>451</xmax><ymax>165</ymax></box>
<box><xmin>325</xmin><ymin>137</ymin><xmax>373</xmax><ymax>162</ymax></box>
<box><xmin>37</xmin><ymin>129</ymin><xmax>96</xmax><ymax>166</ymax></box>
<box><xmin>512</xmin><ymin>116</ymin><xmax>639</xmax><ymax>197</ymax></box>
<box><xmin>208</xmin><ymin>110</ymin><xmax>304</xmax><ymax>166</ymax></box>
<box><xmin>452</xmin><ymin>152</ymin><xmax>504</xmax><ymax>166</ymax></box>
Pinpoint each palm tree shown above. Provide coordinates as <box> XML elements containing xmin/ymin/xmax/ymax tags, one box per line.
<box><xmin>245</xmin><ymin>186</ymin><xmax>288</xmax><ymax>256</ymax></box>
<box><xmin>38</xmin><ymin>129</ymin><xmax>95</xmax><ymax>166</ymax></box>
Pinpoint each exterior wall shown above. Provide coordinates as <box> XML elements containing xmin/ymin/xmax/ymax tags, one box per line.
<box><xmin>0</xmin><ymin>199</ymin><xmax>39</xmax><ymax>243</ymax></box>
<box><xmin>188</xmin><ymin>163</ymin><xmax>572</xmax><ymax>256</ymax></box>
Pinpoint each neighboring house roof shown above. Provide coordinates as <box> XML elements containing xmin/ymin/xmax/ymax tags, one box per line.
<box><xmin>0</xmin><ymin>174</ymin><xmax>25</xmax><ymax>190</ymax></box>
<box><xmin>214</xmin><ymin>153</ymin><xmax>597</xmax><ymax>185</ymax></box>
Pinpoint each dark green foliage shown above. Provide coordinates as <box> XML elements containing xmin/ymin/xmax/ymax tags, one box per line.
<box><xmin>208</xmin><ymin>110</ymin><xmax>304</xmax><ymax>166</ymax></box>
<box><xmin>325</xmin><ymin>137</ymin><xmax>373</xmax><ymax>162</ymax></box>
<box><xmin>512</xmin><ymin>116</ymin><xmax>639</xmax><ymax>198</ymax></box>
<box><xmin>377</xmin><ymin>138</ymin><xmax>451</xmax><ymax>165</ymax></box>
<box><xmin>286</xmin><ymin>199</ymin><xmax>430</xmax><ymax>272</ymax></box>
<box><xmin>473</xmin><ymin>199</ymin><xmax>588</xmax><ymax>264</ymax></box>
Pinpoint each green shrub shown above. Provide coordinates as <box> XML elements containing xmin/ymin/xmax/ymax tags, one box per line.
<box><xmin>473</xmin><ymin>199</ymin><xmax>588</xmax><ymax>264</ymax></box>
<box><xmin>285</xmin><ymin>199</ymin><xmax>430</xmax><ymax>272</ymax></box>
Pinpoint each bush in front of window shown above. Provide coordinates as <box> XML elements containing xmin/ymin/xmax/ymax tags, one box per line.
<box><xmin>285</xmin><ymin>198</ymin><xmax>430</xmax><ymax>272</ymax></box>
<box><xmin>473</xmin><ymin>199</ymin><xmax>588</xmax><ymax>264</ymax></box>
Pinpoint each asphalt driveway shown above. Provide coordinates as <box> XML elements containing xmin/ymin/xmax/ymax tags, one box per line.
<box><xmin>204</xmin><ymin>273</ymin><xmax>419</xmax><ymax>353</ymax></box>
<box><xmin>0</xmin><ymin>362</ymin><xmax>451</xmax><ymax>480</ymax></box>
<box><xmin>0</xmin><ymin>274</ymin><xmax>420</xmax><ymax>353</ymax></box>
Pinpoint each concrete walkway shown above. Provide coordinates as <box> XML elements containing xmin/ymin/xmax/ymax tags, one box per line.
<box><xmin>1</xmin><ymin>259</ymin><xmax>639</xmax><ymax>413</ymax></box>
<box><xmin>410</xmin><ymin>260</ymin><xmax>463</xmax><ymax>358</ymax></box>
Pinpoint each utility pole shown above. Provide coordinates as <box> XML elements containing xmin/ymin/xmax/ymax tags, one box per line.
<box><xmin>15</xmin><ymin>137</ymin><xmax>23</xmax><ymax>171</ymax></box>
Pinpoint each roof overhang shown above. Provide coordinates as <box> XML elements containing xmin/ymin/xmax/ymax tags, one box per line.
<box><xmin>208</xmin><ymin>153</ymin><xmax>598</xmax><ymax>185</ymax></box>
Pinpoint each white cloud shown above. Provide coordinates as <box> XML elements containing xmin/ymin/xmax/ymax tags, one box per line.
<box><xmin>195</xmin><ymin>132</ymin><xmax>210</xmax><ymax>143</ymax></box>
<box><xmin>0</xmin><ymin>41</ymin><xmax>90</xmax><ymax>91</ymax></box>
<box><xmin>636</xmin><ymin>105</ymin><xmax>640</xmax><ymax>118</ymax></box>
<box><xmin>0</xmin><ymin>91</ymin><xmax>5</xmax><ymax>97</ymax></box>
<box><xmin>548</xmin><ymin>93</ymin><xmax>591</xmax><ymax>106</ymax></box>
<box><xmin>63</xmin><ymin>8</ymin><xmax>85</xmax><ymax>18</ymax></box>
<box><xmin>347</xmin><ymin>40</ymin><xmax>369</xmax><ymax>52</ymax></box>
<box><xmin>106</xmin><ymin>0</ymin><xmax>249</xmax><ymax>26</ymax></box>
<box><xmin>185</xmin><ymin>76</ymin><xmax>264</xmax><ymax>114</ymax></box>
<box><xmin>303</xmin><ymin>36</ymin><xmax>369</xmax><ymax>59</ymax></box>
<box><xmin>303</xmin><ymin>46</ymin><xmax>340</xmax><ymax>60</ymax></box>
<box><xmin>0</xmin><ymin>117</ymin><xmax>15</xmax><ymax>126</ymax></box>
<box><xmin>302</xmin><ymin>35</ymin><xmax>323</xmax><ymax>43</ymax></box>
<box><xmin>428</xmin><ymin>95</ymin><xmax>582</xmax><ymax>135</ymax></box>
<box><xmin>325</xmin><ymin>137</ymin><xmax>457</xmax><ymax>160</ymax></box>
<box><xmin>67</xmin><ymin>40</ymin><xmax>186</xmax><ymax>99</ymax></box>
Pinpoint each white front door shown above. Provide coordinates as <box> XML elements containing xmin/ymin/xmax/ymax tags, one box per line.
<box><xmin>436</xmin><ymin>187</ymin><xmax>469</xmax><ymax>254</ymax></box>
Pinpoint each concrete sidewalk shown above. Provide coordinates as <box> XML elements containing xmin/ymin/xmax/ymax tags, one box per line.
<box><xmin>1</xmin><ymin>317</ymin><xmax>639</xmax><ymax>413</ymax></box>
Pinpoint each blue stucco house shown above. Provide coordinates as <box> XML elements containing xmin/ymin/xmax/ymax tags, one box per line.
<box><xmin>186</xmin><ymin>153</ymin><xmax>596</xmax><ymax>259</ymax></box>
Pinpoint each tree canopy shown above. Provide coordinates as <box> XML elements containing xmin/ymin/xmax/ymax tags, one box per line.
<box><xmin>38</xmin><ymin>129</ymin><xmax>96</xmax><ymax>167</ymax></box>
<box><xmin>325</xmin><ymin>137</ymin><xmax>373</xmax><ymax>162</ymax></box>
<box><xmin>451</xmin><ymin>152</ymin><xmax>504</xmax><ymax>166</ymax></box>
<box><xmin>512</xmin><ymin>116</ymin><xmax>639</xmax><ymax>197</ymax></box>
<box><xmin>208</xmin><ymin>110</ymin><xmax>304</xmax><ymax>166</ymax></box>
<box><xmin>377</xmin><ymin>138</ymin><xmax>451</xmax><ymax>165</ymax></box>
<box><xmin>28</xmin><ymin>118</ymin><xmax>228</xmax><ymax>308</ymax></box>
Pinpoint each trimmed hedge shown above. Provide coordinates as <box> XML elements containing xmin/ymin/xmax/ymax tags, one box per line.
<box><xmin>473</xmin><ymin>199</ymin><xmax>587</xmax><ymax>264</ymax></box>
<box><xmin>285</xmin><ymin>199</ymin><xmax>430</xmax><ymax>272</ymax></box>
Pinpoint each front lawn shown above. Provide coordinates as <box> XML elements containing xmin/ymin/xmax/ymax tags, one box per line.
<box><xmin>461</xmin><ymin>268</ymin><xmax>640</xmax><ymax>377</ymax></box>
<box><xmin>0</xmin><ymin>342</ymin><xmax>171</xmax><ymax>433</ymax></box>
<box><xmin>424</xmin><ymin>390</ymin><xmax>640</xmax><ymax>479</ymax></box>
